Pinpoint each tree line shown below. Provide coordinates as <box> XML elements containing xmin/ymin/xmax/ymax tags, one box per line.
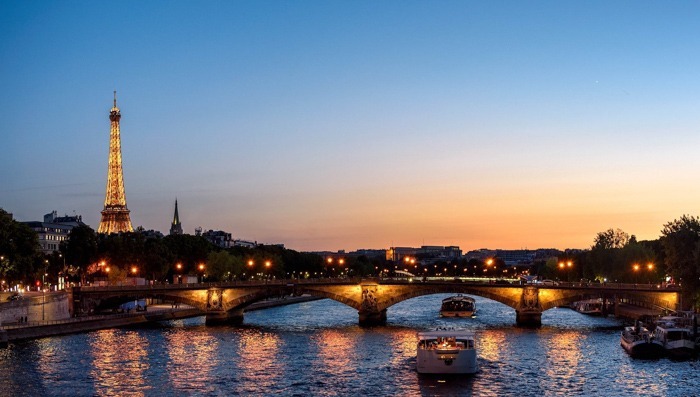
<box><xmin>2</xmin><ymin>208</ymin><xmax>700</xmax><ymax>308</ymax></box>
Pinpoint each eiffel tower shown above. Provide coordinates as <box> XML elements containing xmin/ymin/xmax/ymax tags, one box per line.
<box><xmin>98</xmin><ymin>91</ymin><xmax>134</xmax><ymax>234</ymax></box>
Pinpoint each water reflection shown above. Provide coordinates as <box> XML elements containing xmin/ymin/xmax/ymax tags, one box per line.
<box><xmin>313</xmin><ymin>329</ymin><xmax>357</xmax><ymax>376</ymax></box>
<box><xmin>479</xmin><ymin>329</ymin><xmax>507</xmax><ymax>363</ymax></box>
<box><xmin>540</xmin><ymin>330</ymin><xmax>584</xmax><ymax>396</ymax></box>
<box><xmin>88</xmin><ymin>330</ymin><xmax>150</xmax><ymax>397</ymax></box>
<box><xmin>165</xmin><ymin>328</ymin><xmax>220</xmax><ymax>394</ymax></box>
<box><xmin>235</xmin><ymin>328</ymin><xmax>283</xmax><ymax>392</ymax></box>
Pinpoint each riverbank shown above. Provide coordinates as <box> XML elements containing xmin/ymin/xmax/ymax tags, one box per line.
<box><xmin>0</xmin><ymin>295</ymin><xmax>326</xmax><ymax>346</ymax></box>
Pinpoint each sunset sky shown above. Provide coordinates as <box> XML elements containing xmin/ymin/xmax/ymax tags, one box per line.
<box><xmin>2</xmin><ymin>2</ymin><xmax>699</xmax><ymax>252</ymax></box>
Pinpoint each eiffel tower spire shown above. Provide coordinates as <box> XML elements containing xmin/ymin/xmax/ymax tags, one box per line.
<box><xmin>98</xmin><ymin>91</ymin><xmax>133</xmax><ymax>234</ymax></box>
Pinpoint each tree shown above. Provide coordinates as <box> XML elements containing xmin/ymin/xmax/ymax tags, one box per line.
<box><xmin>207</xmin><ymin>250</ymin><xmax>244</xmax><ymax>280</ymax></box>
<box><xmin>61</xmin><ymin>225</ymin><xmax>98</xmax><ymax>275</ymax></box>
<box><xmin>0</xmin><ymin>208</ymin><xmax>42</xmax><ymax>282</ymax></box>
<box><xmin>661</xmin><ymin>215</ymin><xmax>700</xmax><ymax>308</ymax></box>
<box><xmin>593</xmin><ymin>228</ymin><xmax>630</xmax><ymax>250</ymax></box>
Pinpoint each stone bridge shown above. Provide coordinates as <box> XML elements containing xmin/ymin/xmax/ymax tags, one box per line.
<box><xmin>72</xmin><ymin>278</ymin><xmax>680</xmax><ymax>327</ymax></box>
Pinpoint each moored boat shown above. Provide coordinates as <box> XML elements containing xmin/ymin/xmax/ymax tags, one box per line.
<box><xmin>416</xmin><ymin>330</ymin><xmax>478</xmax><ymax>374</ymax></box>
<box><xmin>653</xmin><ymin>320</ymin><xmax>696</xmax><ymax>360</ymax></box>
<box><xmin>620</xmin><ymin>323</ymin><xmax>664</xmax><ymax>359</ymax></box>
<box><xmin>440</xmin><ymin>295</ymin><xmax>476</xmax><ymax>317</ymax></box>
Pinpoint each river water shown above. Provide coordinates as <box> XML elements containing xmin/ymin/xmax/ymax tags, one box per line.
<box><xmin>1</xmin><ymin>294</ymin><xmax>698</xmax><ymax>396</ymax></box>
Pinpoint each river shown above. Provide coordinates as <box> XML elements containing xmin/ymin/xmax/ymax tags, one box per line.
<box><xmin>1</xmin><ymin>294</ymin><xmax>698</xmax><ymax>396</ymax></box>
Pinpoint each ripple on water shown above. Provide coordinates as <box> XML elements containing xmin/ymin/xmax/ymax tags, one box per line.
<box><xmin>1</xmin><ymin>294</ymin><xmax>697</xmax><ymax>396</ymax></box>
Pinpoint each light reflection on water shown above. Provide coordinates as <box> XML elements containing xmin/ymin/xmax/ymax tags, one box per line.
<box><xmin>235</xmin><ymin>329</ymin><xmax>283</xmax><ymax>393</ymax></box>
<box><xmin>88</xmin><ymin>329</ymin><xmax>150</xmax><ymax>397</ymax></box>
<box><xmin>165</xmin><ymin>327</ymin><xmax>220</xmax><ymax>394</ymax></box>
<box><xmin>1</xmin><ymin>294</ymin><xmax>698</xmax><ymax>396</ymax></box>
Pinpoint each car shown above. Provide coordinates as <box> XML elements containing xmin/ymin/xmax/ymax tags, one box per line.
<box><xmin>7</xmin><ymin>293</ymin><xmax>20</xmax><ymax>301</ymax></box>
<box><xmin>539</xmin><ymin>280</ymin><xmax>559</xmax><ymax>286</ymax></box>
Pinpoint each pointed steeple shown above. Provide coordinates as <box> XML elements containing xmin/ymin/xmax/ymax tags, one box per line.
<box><xmin>170</xmin><ymin>199</ymin><xmax>183</xmax><ymax>235</ymax></box>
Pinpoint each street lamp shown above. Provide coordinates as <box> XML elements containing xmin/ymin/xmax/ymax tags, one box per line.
<box><xmin>198</xmin><ymin>263</ymin><xmax>205</xmax><ymax>283</ymax></box>
<box><xmin>265</xmin><ymin>260</ymin><xmax>271</xmax><ymax>280</ymax></box>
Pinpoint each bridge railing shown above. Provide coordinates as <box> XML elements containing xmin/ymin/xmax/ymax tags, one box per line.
<box><xmin>73</xmin><ymin>277</ymin><xmax>679</xmax><ymax>292</ymax></box>
<box><xmin>76</xmin><ymin>277</ymin><xmax>365</xmax><ymax>292</ymax></box>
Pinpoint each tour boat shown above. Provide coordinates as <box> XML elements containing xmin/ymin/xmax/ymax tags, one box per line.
<box><xmin>572</xmin><ymin>299</ymin><xmax>603</xmax><ymax>316</ymax></box>
<box><xmin>653</xmin><ymin>320</ymin><xmax>696</xmax><ymax>360</ymax></box>
<box><xmin>620</xmin><ymin>323</ymin><xmax>664</xmax><ymax>359</ymax></box>
<box><xmin>439</xmin><ymin>295</ymin><xmax>476</xmax><ymax>317</ymax></box>
<box><xmin>416</xmin><ymin>330</ymin><xmax>478</xmax><ymax>374</ymax></box>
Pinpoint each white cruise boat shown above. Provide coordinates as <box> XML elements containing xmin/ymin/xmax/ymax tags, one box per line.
<box><xmin>416</xmin><ymin>330</ymin><xmax>478</xmax><ymax>374</ymax></box>
<box><xmin>439</xmin><ymin>295</ymin><xmax>476</xmax><ymax>317</ymax></box>
<box><xmin>620</xmin><ymin>323</ymin><xmax>664</xmax><ymax>359</ymax></box>
<box><xmin>653</xmin><ymin>320</ymin><xmax>696</xmax><ymax>360</ymax></box>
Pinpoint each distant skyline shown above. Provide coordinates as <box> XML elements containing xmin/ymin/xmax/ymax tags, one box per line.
<box><xmin>2</xmin><ymin>2</ymin><xmax>700</xmax><ymax>252</ymax></box>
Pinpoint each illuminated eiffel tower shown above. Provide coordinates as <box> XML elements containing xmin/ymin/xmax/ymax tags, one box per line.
<box><xmin>98</xmin><ymin>91</ymin><xmax>134</xmax><ymax>234</ymax></box>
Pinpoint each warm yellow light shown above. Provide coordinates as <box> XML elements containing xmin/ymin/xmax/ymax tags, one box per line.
<box><xmin>339</xmin><ymin>258</ymin><xmax>345</xmax><ymax>265</ymax></box>
<box><xmin>327</xmin><ymin>257</ymin><xmax>333</xmax><ymax>264</ymax></box>
<box><xmin>176</xmin><ymin>263</ymin><xmax>182</xmax><ymax>270</ymax></box>
<box><xmin>131</xmin><ymin>266</ymin><xmax>137</xmax><ymax>274</ymax></box>
<box><xmin>248</xmin><ymin>260</ymin><xmax>254</xmax><ymax>266</ymax></box>
<box><xmin>486</xmin><ymin>259</ymin><xmax>494</xmax><ymax>266</ymax></box>
<box><xmin>633</xmin><ymin>264</ymin><xmax>640</xmax><ymax>271</ymax></box>
<box><xmin>265</xmin><ymin>260</ymin><xmax>271</xmax><ymax>267</ymax></box>
<box><xmin>105</xmin><ymin>267</ymin><xmax>110</xmax><ymax>273</ymax></box>
<box><xmin>199</xmin><ymin>264</ymin><xmax>205</xmax><ymax>271</ymax></box>
<box><xmin>567</xmin><ymin>261</ymin><xmax>573</xmax><ymax>267</ymax></box>
<box><xmin>647</xmin><ymin>263</ymin><xmax>654</xmax><ymax>270</ymax></box>
<box><xmin>558</xmin><ymin>262</ymin><xmax>565</xmax><ymax>269</ymax></box>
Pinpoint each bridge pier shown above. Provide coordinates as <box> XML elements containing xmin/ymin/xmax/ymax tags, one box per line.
<box><xmin>358</xmin><ymin>309</ymin><xmax>387</xmax><ymax>326</ymax></box>
<box><xmin>205</xmin><ymin>309</ymin><xmax>244</xmax><ymax>326</ymax></box>
<box><xmin>515</xmin><ymin>286</ymin><xmax>542</xmax><ymax>327</ymax></box>
<box><xmin>515</xmin><ymin>310</ymin><xmax>542</xmax><ymax>327</ymax></box>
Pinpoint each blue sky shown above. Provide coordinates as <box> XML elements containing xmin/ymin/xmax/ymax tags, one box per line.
<box><xmin>2</xmin><ymin>1</ymin><xmax>699</xmax><ymax>251</ymax></box>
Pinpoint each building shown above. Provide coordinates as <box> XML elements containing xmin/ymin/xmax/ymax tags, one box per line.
<box><xmin>169</xmin><ymin>199</ymin><xmax>183</xmax><ymax>235</ymax></box>
<box><xmin>98</xmin><ymin>91</ymin><xmax>134</xmax><ymax>234</ymax></box>
<box><xmin>23</xmin><ymin>211</ymin><xmax>86</xmax><ymax>254</ymax></box>
<box><xmin>387</xmin><ymin>246</ymin><xmax>462</xmax><ymax>263</ymax></box>
<box><xmin>386</xmin><ymin>247</ymin><xmax>419</xmax><ymax>262</ymax></box>
<box><xmin>233</xmin><ymin>239</ymin><xmax>257</xmax><ymax>248</ymax></box>
<box><xmin>200</xmin><ymin>229</ymin><xmax>232</xmax><ymax>249</ymax></box>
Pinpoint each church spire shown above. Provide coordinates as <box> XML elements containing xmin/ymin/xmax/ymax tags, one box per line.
<box><xmin>170</xmin><ymin>199</ymin><xmax>183</xmax><ymax>235</ymax></box>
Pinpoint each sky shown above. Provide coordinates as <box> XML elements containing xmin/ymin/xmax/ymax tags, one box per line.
<box><xmin>1</xmin><ymin>1</ymin><xmax>700</xmax><ymax>252</ymax></box>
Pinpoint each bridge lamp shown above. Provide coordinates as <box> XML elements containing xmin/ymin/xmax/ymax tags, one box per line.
<box><xmin>558</xmin><ymin>262</ymin><xmax>565</xmax><ymax>269</ymax></box>
<box><xmin>339</xmin><ymin>258</ymin><xmax>345</xmax><ymax>265</ymax></box>
<box><xmin>647</xmin><ymin>263</ymin><xmax>654</xmax><ymax>271</ymax></box>
<box><xmin>567</xmin><ymin>261</ymin><xmax>573</xmax><ymax>268</ymax></box>
<box><xmin>176</xmin><ymin>263</ymin><xmax>182</xmax><ymax>271</ymax></box>
<box><xmin>327</xmin><ymin>258</ymin><xmax>333</xmax><ymax>264</ymax></box>
<box><xmin>265</xmin><ymin>260</ymin><xmax>271</xmax><ymax>268</ymax></box>
<box><xmin>199</xmin><ymin>264</ymin><xmax>205</xmax><ymax>271</ymax></box>
<box><xmin>248</xmin><ymin>260</ymin><xmax>254</xmax><ymax>267</ymax></box>
<box><xmin>486</xmin><ymin>259</ymin><xmax>493</xmax><ymax>266</ymax></box>
<box><xmin>633</xmin><ymin>264</ymin><xmax>640</xmax><ymax>272</ymax></box>
<box><xmin>105</xmin><ymin>267</ymin><xmax>110</xmax><ymax>273</ymax></box>
<box><xmin>131</xmin><ymin>266</ymin><xmax>138</xmax><ymax>275</ymax></box>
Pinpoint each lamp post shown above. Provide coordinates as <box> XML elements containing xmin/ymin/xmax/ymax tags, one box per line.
<box><xmin>633</xmin><ymin>263</ymin><xmax>640</xmax><ymax>284</ymax></box>
<box><xmin>198</xmin><ymin>263</ymin><xmax>205</xmax><ymax>283</ymax></box>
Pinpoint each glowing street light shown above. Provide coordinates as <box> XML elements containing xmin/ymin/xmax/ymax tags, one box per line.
<box><xmin>131</xmin><ymin>266</ymin><xmax>138</xmax><ymax>275</ymax></box>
